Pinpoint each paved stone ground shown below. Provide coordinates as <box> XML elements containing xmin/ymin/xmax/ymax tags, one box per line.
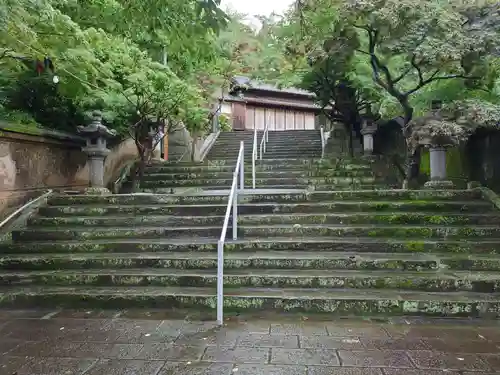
<box><xmin>1</xmin><ymin>309</ymin><xmax>500</xmax><ymax>375</ymax></box>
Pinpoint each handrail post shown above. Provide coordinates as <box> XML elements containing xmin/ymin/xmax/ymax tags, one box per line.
<box><xmin>320</xmin><ymin>126</ymin><xmax>325</xmax><ymax>159</ymax></box>
<box><xmin>252</xmin><ymin>128</ymin><xmax>257</xmax><ymax>189</ymax></box>
<box><xmin>239</xmin><ymin>141</ymin><xmax>244</xmax><ymax>190</ymax></box>
<box><xmin>232</xmin><ymin>183</ymin><xmax>238</xmax><ymax>240</ymax></box>
<box><xmin>216</xmin><ymin>239</ymin><xmax>223</xmax><ymax>325</ymax></box>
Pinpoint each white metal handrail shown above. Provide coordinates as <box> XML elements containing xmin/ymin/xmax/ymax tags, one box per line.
<box><xmin>259</xmin><ymin>123</ymin><xmax>270</xmax><ymax>160</ymax></box>
<box><xmin>252</xmin><ymin>127</ymin><xmax>257</xmax><ymax>189</ymax></box>
<box><xmin>216</xmin><ymin>140</ymin><xmax>244</xmax><ymax>325</ymax></box>
<box><xmin>320</xmin><ymin>126</ymin><xmax>325</xmax><ymax>159</ymax></box>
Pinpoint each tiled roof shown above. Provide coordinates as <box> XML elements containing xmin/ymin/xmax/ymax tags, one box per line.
<box><xmin>231</xmin><ymin>75</ymin><xmax>316</xmax><ymax>98</ymax></box>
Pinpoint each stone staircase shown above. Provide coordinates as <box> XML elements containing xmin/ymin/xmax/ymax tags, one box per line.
<box><xmin>1</xmin><ymin>127</ymin><xmax>500</xmax><ymax>317</ymax></box>
<box><xmin>139</xmin><ymin>158</ymin><xmax>386</xmax><ymax>192</ymax></box>
<box><xmin>264</xmin><ymin>130</ymin><xmax>322</xmax><ymax>159</ymax></box>
<box><xmin>2</xmin><ymin>161</ymin><xmax>500</xmax><ymax>316</ymax></box>
<box><xmin>206</xmin><ymin>130</ymin><xmax>321</xmax><ymax>161</ymax></box>
<box><xmin>206</xmin><ymin>131</ymin><xmax>260</xmax><ymax>161</ymax></box>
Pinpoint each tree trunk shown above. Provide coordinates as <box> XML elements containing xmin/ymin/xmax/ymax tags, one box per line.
<box><xmin>405</xmin><ymin>146</ymin><xmax>421</xmax><ymax>187</ymax></box>
<box><xmin>399</xmin><ymin>96</ymin><xmax>421</xmax><ymax>186</ymax></box>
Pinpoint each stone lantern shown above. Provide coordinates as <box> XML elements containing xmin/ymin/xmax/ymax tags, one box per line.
<box><xmin>77</xmin><ymin>111</ymin><xmax>117</xmax><ymax>194</ymax></box>
<box><xmin>414</xmin><ymin>100</ymin><xmax>459</xmax><ymax>189</ymax></box>
<box><xmin>419</xmin><ymin>122</ymin><xmax>455</xmax><ymax>189</ymax></box>
<box><xmin>360</xmin><ymin>119</ymin><xmax>378</xmax><ymax>156</ymax></box>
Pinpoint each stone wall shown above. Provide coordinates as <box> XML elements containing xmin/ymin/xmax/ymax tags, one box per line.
<box><xmin>167</xmin><ymin>125</ymin><xmax>206</xmax><ymax>163</ymax></box>
<box><xmin>0</xmin><ymin>123</ymin><xmax>138</xmax><ymax>219</ymax></box>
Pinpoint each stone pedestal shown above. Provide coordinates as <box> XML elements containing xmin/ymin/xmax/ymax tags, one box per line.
<box><xmin>424</xmin><ymin>146</ymin><xmax>454</xmax><ymax>189</ymax></box>
<box><xmin>360</xmin><ymin>121</ymin><xmax>378</xmax><ymax>157</ymax></box>
<box><xmin>77</xmin><ymin>111</ymin><xmax>117</xmax><ymax>195</ymax></box>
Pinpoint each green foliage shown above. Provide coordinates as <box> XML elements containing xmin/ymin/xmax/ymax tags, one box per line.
<box><xmin>288</xmin><ymin>0</ymin><xmax>500</xmax><ymax>135</ymax></box>
<box><xmin>0</xmin><ymin>0</ymin><xmax>230</xmax><ymax>136</ymax></box>
<box><xmin>216</xmin><ymin>12</ymin><xmax>305</xmax><ymax>87</ymax></box>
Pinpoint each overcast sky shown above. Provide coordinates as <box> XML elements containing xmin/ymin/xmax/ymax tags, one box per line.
<box><xmin>220</xmin><ymin>0</ymin><xmax>294</xmax><ymax>29</ymax></box>
<box><xmin>221</xmin><ymin>0</ymin><xmax>294</xmax><ymax>16</ymax></box>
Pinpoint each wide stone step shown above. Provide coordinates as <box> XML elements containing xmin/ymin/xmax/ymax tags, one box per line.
<box><xmin>142</xmin><ymin>170</ymin><xmax>374</xmax><ymax>181</ymax></box>
<box><xmin>142</xmin><ymin>185</ymin><xmax>388</xmax><ymax>193</ymax></box>
<box><xmin>45</xmin><ymin>190</ymin><xmax>486</xmax><ymax>207</ymax></box>
<box><xmin>5</xmin><ymin>237</ymin><xmax>500</xmax><ymax>256</ymax></box>
<box><xmin>18</xmin><ymin>223</ymin><xmax>498</xmax><ymax>241</ymax></box>
<box><xmin>211</xmin><ymin>145</ymin><xmax>322</xmax><ymax>153</ymax></box>
<box><xmin>4</xmin><ymin>268</ymin><xmax>500</xmax><ymax>293</ymax></box>
<box><xmin>144</xmin><ymin>163</ymin><xmax>344</xmax><ymax>175</ymax></box>
<box><xmin>147</xmin><ymin>159</ymin><xmax>373</xmax><ymax>172</ymax></box>
<box><xmin>17</xmin><ymin>223</ymin><xmax>496</xmax><ymax>241</ymax></box>
<box><xmin>1</xmin><ymin>285</ymin><xmax>499</xmax><ymax>316</ymax></box>
<box><xmin>28</xmin><ymin>212</ymin><xmax>500</xmax><ymax>228</ymax></box>
<box><xmin>37</xmin><ymin>200</ymin><xmax>496</xmax><ymax>218</ymax></box>
<box><xmin>139</xmin><ymin>177</ymin><xmax>377</xmax><ymax>188</ymax></box>
<box><xmin>4</xmin><ymin>250</ymin><xmax>500</xmax><ymax>272</ymax></box>
<box><xmin>231</xmin><ymin>224</ymin><xmax>500</xmax><ymax>239</ymax></box>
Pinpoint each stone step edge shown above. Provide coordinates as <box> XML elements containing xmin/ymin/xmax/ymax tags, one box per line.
<box><xmin>142</xmin><ymin>171</ymin><xmax>374</xmax><ymax>177</ymax></box>
<box><xmin>2</xmin><ymin>285</ymin><xmax>500</xmax><ymax>300</ymax></box>
<box><xmin>2</xmin><ymin>268</ymin><xmax>498</xmax><ymax>279</ymax></box>
<box><xmin>29</xmin><ymin>212</ymin><xmax>500</xmax><ymax>223</ymax></box>
<box><xmin>2</xmin><ymin>250</ymin><xmax>500</xmax><ymax>262</ymax></box>
<box><xmin>42</xmin><ymin>201</ymin><xmax>494</xmax><ymax>210</ymax></box>
<box><xmin>32</xmin><ymin>212</ymin><xmax>500</xmax><ymax>218</ymax></box>
<box><xmin>4</xmin><ymin>237</ymin><xmax>500</xmax><ymax>246</ymax></box>
<box><xmin>15</xmin><ymin>223</ymin><xmax>500</xmax><ymax>233</ymax></box>
<box><xmin>2</xmin><ymin>286</ymin><xmax>500</xmax><ymax>316</ymax></box>
<box><xmin>48</xmin><ymin>189</ymin><xmax>477</xmax><ymax>197</ymax></box>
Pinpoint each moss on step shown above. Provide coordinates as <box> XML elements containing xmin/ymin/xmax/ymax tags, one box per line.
<box><xmin>4</xmin><ymin>270</ymin><xmax>498</xmax><ymax>293</ymax></box>
<box><xmin>46</xmin><ymin>189</ymin><xmax>483</xmax><ymax>207</ymax></box>
<box><xmin>0</xmin><ymin>290</ymin><xmax>496</xmax><ymax>317</ymax></box>
<box><xmin>0</xmin><ymin>254</ymin><xmax>438</xmax><ymax>271</ymax></box>
<box><xmin>240</xmin><ymin>225</ymin><xmax>500</xmax><ymax>239</ymax></box>
<box><xmin>28</xmin><ymin>215</ymin><xmax>225</xmax><ymax>228</ymax></box>
<box><xmin>3</xmin><ymin>237</ymin><xmax>500</xmax><ymax>255</ymax></box>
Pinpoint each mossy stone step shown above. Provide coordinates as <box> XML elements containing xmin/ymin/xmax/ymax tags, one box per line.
<box><xmin>141</xmin><ymin>185</ymin><xmax>314</xmax><ymax>193</ymax></box>
<box><xmin>233</xmin><ymin>224</ymin><xmax>500</xmax><ymax>239</ymax></box>
<box><xmin>141</xmin><ymin>170</ymin><xmax>374</xmax><ymax>181</ymax></box>
<box><xmin>1</xmin><ymin>286</ymin><xmax>499</xmax><ymax>317</ymax></box>
<box><xmin>2</xmin><ymin>268</ymin><xmax>499</xmax><ymax>293</ymax></box>
<box><xmin>28</xmin><ymin>213</ymin><xmax>500</xmax><ymax>228</ymax></box>
<box><xmin>13</xmin><ymin>225</ymin><xmax>222</xmax><ymax>242</ymax></box>
<box><xmin>4</xmin><ymin>251</ymin><xmax>500</xmax><ymax>272</ymax></box>
<box><xmin>139</xmin><ymin>176</ymin><xmax>377</xmax><ymax>188</ymax></box>
<box><xmin>38</xmin><ymin>200</ymin><xmax>495</xmax><ymax>218</ymax></box>
<box><xmin>46</xmin><ymin>190</ymin><xmax>484</xmax><ymax>207</ymax></box>
<box><xmin>3</xmin><ymin>237</ymin><xmax>500</xmax><ymax>255</ymax></box>
<box><xmin>141</xmin><ymin>185</ymin><xmax>384</xmax><ymax>193</ymax></box>
<box><xmin>15</xmin><ymin>224</ymin><xmax>500</xmax><ymax>241</ymax></box>
<box><xmin>28</xmin><ymin>215</ymin><xmax>226</xmax><ymax>228</ymax></box>
<box><xmin>145</xmin><ymin>165</ymin><xmax>234</xmax><ymax>173</ymax></box>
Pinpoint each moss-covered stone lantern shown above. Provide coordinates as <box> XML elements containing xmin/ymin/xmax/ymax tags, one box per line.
<box><xmin>410</xmin><ymin>101</ymin><xmax>467</xmax><ymax>189</ymax></box>
<box><xmin>77</xmin><ymin>111</ymin><xmax>117</xmax><ymax>195</ymax></box>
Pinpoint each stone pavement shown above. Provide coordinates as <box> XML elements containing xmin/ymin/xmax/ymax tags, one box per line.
<box><xmin>1</xmin><ymin>309</ymin><xmax>500</xmax><ymax>374</ymax></box>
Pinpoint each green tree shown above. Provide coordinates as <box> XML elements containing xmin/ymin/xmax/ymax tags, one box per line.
<box><xmin>290</xmin><ymin>0</ymin><xmax>500</xmax><ymax>181</ymax></box>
